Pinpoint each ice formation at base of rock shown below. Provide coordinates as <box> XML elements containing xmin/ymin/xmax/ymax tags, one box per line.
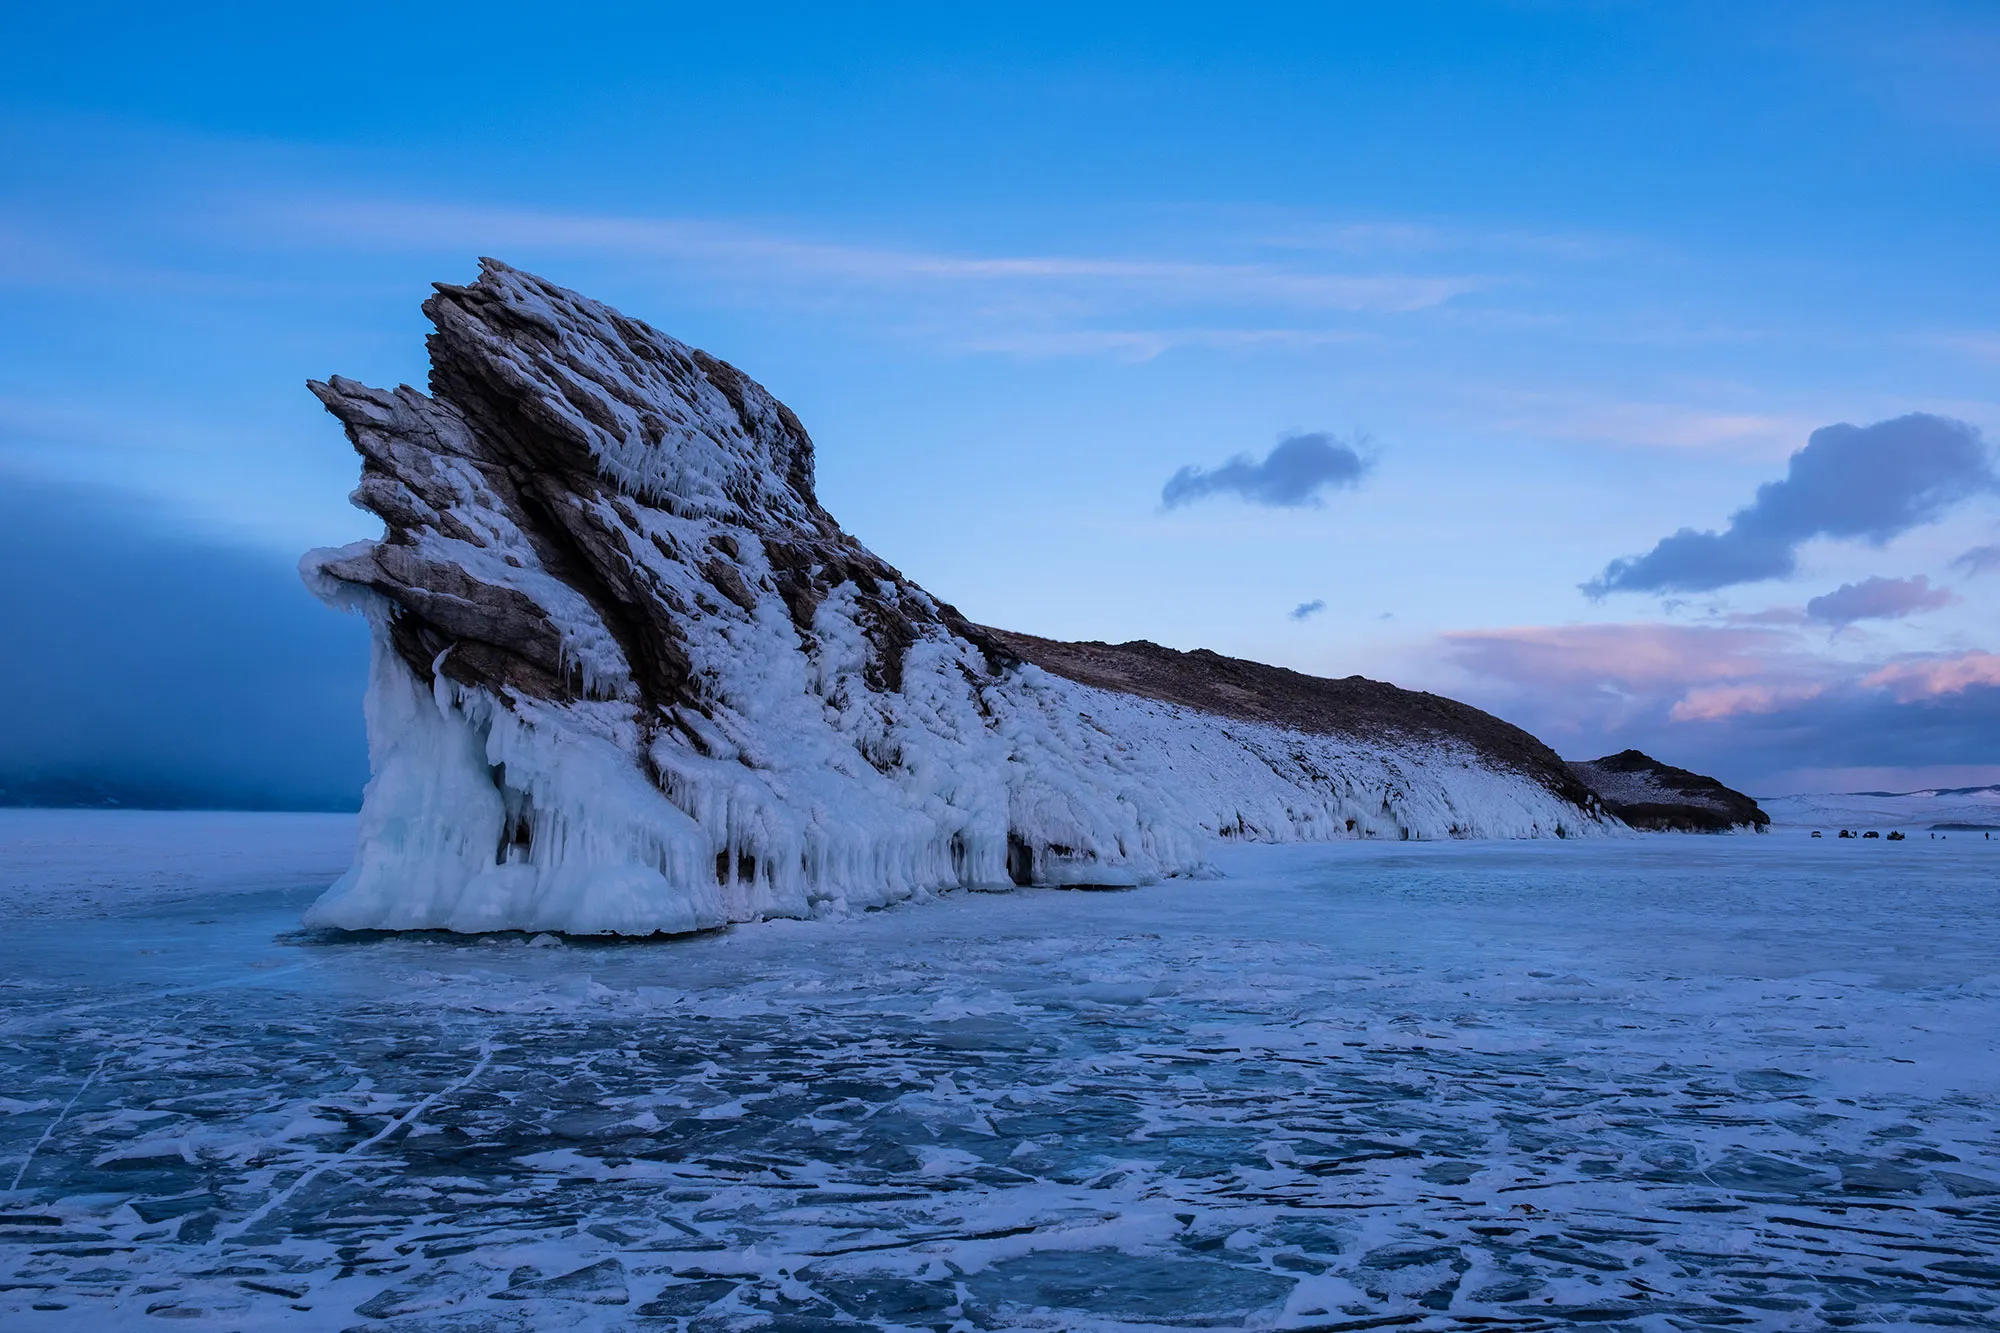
<box><xmin>302</xmin><ymin>260</ymin><xmax>1613</xmax><ymax>935</ymax></box>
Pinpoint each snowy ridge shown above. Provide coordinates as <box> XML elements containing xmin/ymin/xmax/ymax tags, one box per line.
<box><xmin>1761</xmin><ymin>785</ymin><xmax>2000</xmax><ymax>830</ymax></box>
<box><xmin>303</xmin><ymin>260</ymin><xmax>1611</xmax><ymax>935</ymax></box>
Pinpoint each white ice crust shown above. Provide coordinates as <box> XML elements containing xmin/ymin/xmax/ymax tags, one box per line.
<box><xmin>304</xmin><ymin>580</ymin><xmax>1604</xmax><ymax>936</ymax></box>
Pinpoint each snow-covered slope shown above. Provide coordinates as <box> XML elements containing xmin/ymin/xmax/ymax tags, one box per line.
<box><xmin>1762</xmin><ymin>785</ymin><xmax>2000</xmax><ymax>831</ymax></box>
<box><xmin>301</xmin><ymin>260</ymin><xmax>1613</xmax><ymax>935</ymax></box>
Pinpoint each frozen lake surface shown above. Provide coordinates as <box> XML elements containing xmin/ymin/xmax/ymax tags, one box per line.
<box><xmin>3</xmin><ymin>813</ymin><xmax>1999</xmax><ymax>1331</ymax></box>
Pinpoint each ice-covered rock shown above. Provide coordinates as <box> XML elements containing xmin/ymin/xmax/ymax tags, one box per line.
<box><xmin>302</xmin><ymin>260</ymin><xmax>1613</xmax><ymax>934</ymax></box>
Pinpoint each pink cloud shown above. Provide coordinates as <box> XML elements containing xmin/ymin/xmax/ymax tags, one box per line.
<box><xmin>1431</xmin><ymin>619</ymin><xmax>2000</xmax><ymax>791</ymax></box>
<box><xmin>1862</xmin><ymin>650</ymin><xmax>2000</xmax><ymax>701</ymax></box>
<box><xmin>1669</xmin><ymin>681</ymin><xmax>1825</xmax><ymax>721</ymax></box>
<box><xmin>1441</xmin><ymin>621</ymin><xmax>1825</xmax><ymax>735</ymax></box>
<box><xmin>1444</xmin><ymin>622</ymin><xmax>1785</xmax><ymax>690</ymax></box>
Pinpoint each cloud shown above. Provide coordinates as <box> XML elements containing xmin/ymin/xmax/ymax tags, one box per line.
<box><xmin>1805</xmin><ymin>574</ymin><xmax>1956</xmax><ymax>625</ymax></box>
<box><xmin>1441</xmin><ymin>619</ymin><xmax>1823</xmax><ymax>737</ymax></box>
<box><xmin>1253</xmin><ymin>217</ymin><xmax>1635</xmax><ymax>263</ymax></box>
<box><xmin>1927</xmin><ymin>331</ymin><xmax>2000</xmax><ymax>366</ymax></box>
<box><xmin>1161</xmin><ymin>432</ymin><xmax>1371</xmax><ymax>510</ymax></box>
<box><xmin>1290</xmin><ymin>599</ymin><xmax>1327</xmax><ymax>621</ymax></box>
<box><xmin>1725</xmin><ymin>605</ymin><xmax>1812</xmax><ymax>626</ymax></box>
<box><xmin>1438</xmin><ymin>619</ymin><xmax>2000</xmax><ymax>793</ymax></box>
<box><xmin>1667</xmin><ymin>681</ymin><xmax>1825</xmax><ymax>722</ymax></box>
<box><xmin>0</xmin><ymin>476</ymin><xmax>368</xmax><ymax>809</ymax></box>
<box><xmin>1444</xmin><ymin>617</ymin><xmax>1840</xmax><ymax>729</ymax></box>
<box><xmin>1484</xmin><ymin>390</ymin><xmax>1811</xmax><ymax>456</ymax></box>
<box><xmin>1950</xmin><ymin>542</ymin><xmax>2000</xmax><ymax>577</ymax></box>
<box><xmin>1672</xmin><ymin>681</ymin><xmax>2000</xmax><ymax>793</ymax></box>
<box><xmin>1863</xmin><ymin>650</ymin><xmax>2000</xmax><ymax>702</ymax></box>
<box><xmin>1584</xmin><ymin>413</ymin><xmax>1998</xmax><ymax>595</ymax></box>
<box><xmin>272</xmin><ymin>199</ymin><xmax>1481</xmax><ymax>319</ymax></box>
<box><xmin>1445</xmin><ymin>622</ymin><xmax>1791</xmax><ymax>696</ymax></box>
<box><xmin>959</xmin><ymin>326</ymin><xmax>1370</xmax><ymax>362</ymax></box>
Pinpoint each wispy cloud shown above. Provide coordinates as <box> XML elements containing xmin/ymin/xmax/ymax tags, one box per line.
<box><xmin>1290</xmin><ymin>599</ymin><xmax>1327</xmax><ymax>621</ymax></box>
<box><xmin>1950</xmin><ymin>542</ymin><xmax>2000</xmax><ymax>577</ymax></box>
<box><xmin>1446</xmin><ymin>621</ymin><xmax>1797</xmax><ymax>696</ymax></box>
<box><xmin>1252</xmin><ymin>217</ymin><xmax>1642</xmax><ymax>264</ymax></box>
<box><xmin>270</xmin><ymin>198</ymin><xmax>1484</xmax><ymax>317</ymax></box>
<box><xmin>1723</xmin><ymin>605</ymin><xmax>1812</xmax><ymax>626</ymax></box>
<box><xmin>1436</xmin><ymin>384</ymin><xmax>1822</xmax><ymax>458</ymax></box>
<box><xmin>1506</xmin><ymin>397</ymin><xmax>1808</xmax><ymax>454</ymax></box>
<box><xmin>1925</xmin><ymin>331</ymin><xmax>2000</xmax><ymax>365</ymax></box>
<box><xmin>0</xmin><ymin>213</ymin><xmax>281</xmax><ymax>298</ymax></box>
<box><xmin>957</xmin><ymin>326</ymin><xmax>1371</xmax><ymax>362</ymax></box>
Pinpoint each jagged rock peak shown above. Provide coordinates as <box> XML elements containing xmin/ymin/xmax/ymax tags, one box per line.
<box><xmin>418</xmin><ymin>259</ymin><xmax>831</xmax><ymax>526</ymax></box>
<box><xmin>307</xmin><ymin>257</ymin><xmax>980</xmax><ymax>714</ymax></box>
<box><xmin>302</xmin><ymin>261</ymin><xmax>1612</xmax><ymax>936</ymax></box>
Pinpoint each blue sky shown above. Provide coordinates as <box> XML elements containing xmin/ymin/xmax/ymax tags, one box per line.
<box><xmin>3</xmin><ymin>0</ymin><xmax>1997</xmax><ymax>802</ymax></box>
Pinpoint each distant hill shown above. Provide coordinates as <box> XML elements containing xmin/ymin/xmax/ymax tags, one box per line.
<box><xmin>0</xmin><ymin>772</ymin><xmax>360</xmax><ymax>813</ymax></box>
<box><xmin>1567</xmin><ymin>750</ymin><xmax>1768</xmax><ymax>832</ymax></box>
<box><xmin>1761</xmin><ymin>785</ymin><xmax>2000</xmax><ymax>831</ymax></box>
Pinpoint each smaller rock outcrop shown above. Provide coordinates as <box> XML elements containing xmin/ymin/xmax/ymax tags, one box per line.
<box><xmin>1567</xmin><ymin>750</ymin><xmax>1768</xmax><ymax>833</ymax></box>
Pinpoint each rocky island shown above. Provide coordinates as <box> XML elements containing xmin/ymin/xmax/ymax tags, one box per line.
<box><xmin>302</xmin><ymin>261</ymin><xmax>1616</xmax><ymax>935</ymax></box>
<box><xmin>1568</xmin><ymin>749</ymin><xmax>1769</xmax><ymax>832</ymax></box>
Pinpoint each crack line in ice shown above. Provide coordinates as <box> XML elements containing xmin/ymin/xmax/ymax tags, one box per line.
<box><xmin>0</xmin><ymin>964</ymin><xmax>316</xmax><ymax>1037</ymax></box>
<box><xmin>6</xmin><ymin>1050</ymin><xmax>111</xmax><ymax>1193</ymax></box>
<box><xmin>214</xmin><ymin>1037</ymin><xmax>496</xmax><ymax>1248</ymax></box>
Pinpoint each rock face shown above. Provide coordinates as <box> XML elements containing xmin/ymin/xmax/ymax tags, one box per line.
<box><xmin>1567</xmin><ymin>750</ymin><xmax>1768</xmax><ymax>832</ymax></box>
<box><xmin>302</xmin><ymin>260</ymin><xmax>1613</xmax><ymax>935</ymax></box>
